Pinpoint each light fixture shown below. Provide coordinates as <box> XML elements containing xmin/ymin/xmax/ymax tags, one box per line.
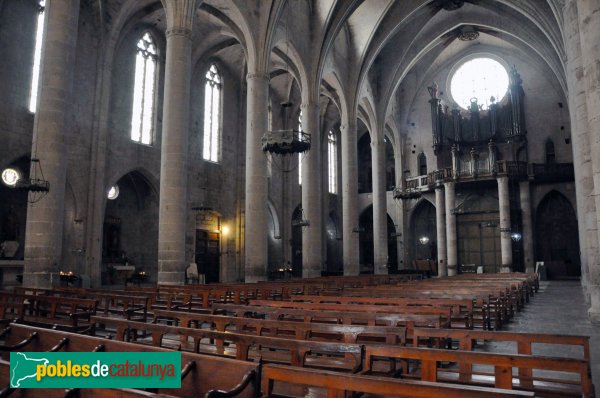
<box><xmin>14</xmin><ymin>158</ymin><xmax>50</xmax><ymax>203</ymax></box>
<box><xmin>107</xmin><ymin>185</ymin><xmax>119</xmax><ymax>200</ymax></box>
<box><xmin>511</xmin><ymin>232</ymin><xmax>522</xmax><ymax>242</ymax></box>
<box><xmin>1</xmin><ymin>168</ymin><xmax>20</xmax><ymax>187</ymax></box>
<box><xmin>292</xmin><ymin>208</ymin><xmax>310</xmax><ymax>228</ymax></box>
<box><xmin>222</xmin><ymin>225</ymin><xmax>230</xmax><ymax>235</ymax></box>
<box><xmin>419</xmin><ymin>236</ymin><xmax>430</xmax><ymax>245</ymax></box>
<box><xmin>262</xmin><ymin>102</ymin><xmax>311</xmax><ymax>156</ymax></box>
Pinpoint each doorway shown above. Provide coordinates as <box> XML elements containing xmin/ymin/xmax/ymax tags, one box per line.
<box><xmin>195</xmin><ymin>230</ymin><xmax>220</xmax><ymax>283</ymax></box>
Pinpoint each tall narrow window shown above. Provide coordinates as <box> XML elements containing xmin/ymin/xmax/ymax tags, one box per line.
<box><xmin>418</xmin><ymin>152</ymin><xmax>427</xmax><ymax>175</ymax></box>
<box><xmin>203</xmin><ymin>64</ymin><xmax>222</xmax><ymax>162</ymax></box>
<box><xmin>298</xmin><ymin>110</ymin><xmax>303</xmax><ymax>184</ymax></box>
<box><xmin>29</xmin><ymin>0</ymin><xmax>46</xmax><ymax>113</ymax></box>
<box><xmin>328</xmin><ymin>130</ymin><xmax>337</xmax><ymax>194</ymax></box>
<box><xmin>131</xmin><ymin>32</ymin><xmax>157</xmax><ymax>145</ymax></box>
<box><xmin>545</xmin><ymin>139</ymin><xmax>556</xmax><ymax>164</ymax></box>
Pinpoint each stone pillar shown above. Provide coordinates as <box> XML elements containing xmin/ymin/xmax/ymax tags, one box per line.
<box><xmin>23</xmin><ymin>0</ymin><xmax>80</xmax><ymax>288</ymax></box>
<box><xmin>301</xmin><ymin>102</ymin><xmax>322</xmax><ymax>278</ymax></box>
<box><xmin>576</xmin><ymin>0</ymin><xmax>600</xmax><ymax>322</ymax></box>
<box><xmin>444</xmin><ymin>182</ymin><xmax>457</xmax><ymax>276</ymax></box>
<box><xmin>519</xmin><ymin>180</ymin><xmax>534</xmax><ymax>274</ymax></box>
<box><xmin>372</xmin><ymin>136</ymin><xmax>388</xmax><ymax>274</ymax></box>
<box><xmin>342</xmin><ymin>119</ymin><xmax>360</xmax><ymax>275</ymax></box>
<box><xmin>564</xmin><ymin>0</ymin><xmax>598</xmax><ymax>319</ymax></box>
<box><xmin>157</xmin><ymin>0</ymin><xmax>196</xmax><ymax>284</ymax></box>
<box><xmin>497</xmin><ymin>176</ymin><xmax>512</xmax><ymax>273</ymax></box>
<box><xmin>244</xmin><ymin>73</ymin><xmax>269</xmax><ymax>282</ymax></box>
<box><xmin>435</xmin><ymin>186</ymin><xmax>447</xmax><ymax>277</ymax></box>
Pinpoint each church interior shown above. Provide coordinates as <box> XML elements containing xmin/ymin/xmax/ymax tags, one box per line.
<box><xmin>1</xmin><ymin>0</ymin><xmax>600</xmax><ymax>396</ymax></box>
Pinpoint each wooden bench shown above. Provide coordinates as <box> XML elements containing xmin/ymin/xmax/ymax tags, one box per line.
<box><xmin>260</xmin><ymin>363</ymin><xmax>535</xmax><ymax>398</ymax></box>
<box><xmin>363</xmin><ymin>344</ymin><xmax>594</xmax><ymax>397</ymax></box>
<box><xmin>0</xmin><ymin>323</ymin><xmax>260</xmax><ymax>398</ymax></box>
<box><xmin>91</xmin><ymin>316</ymin><xmax>363</xmax><ymax>372</ymax></box>
<box><xmin>152</xmin><ymin>308</ymin><xmax>407</xmax><ymax>346</ymax></box>
<box><xmin>413</xmin><ymin>327</ymin><xmax>592</xmax><ymax>391</ymax></box>
<box><xmin>0</xmin><ymin>292</ymin><xmax>97</xmax><ymax>332</ymax></box>
<box><xmin>211</xmin><ymin>303</ymin><xmax>447</xmax><ymax>338</ymax></box>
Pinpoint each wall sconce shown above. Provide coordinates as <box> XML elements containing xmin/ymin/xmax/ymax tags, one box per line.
<box><xmin>418</xmin><ymin>236</ymin><xmax>430</xmax><ymax>245</ymax></box>
<box><xmin>222</xmin><ymin>225</ymin><xmax>230</xmax><ymax>236</ymax></box>
<box><xmin>511</xmin><ymin>232</ymin><xmax>522</xmax><ymax>242</ymax></box>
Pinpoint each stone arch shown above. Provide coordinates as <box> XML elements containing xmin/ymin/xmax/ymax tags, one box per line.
<box><xmin>409</xmin><ymin>199</ymin><xmax>437</xmax><ymax>267</ymax></box>
<box><xmin>535</xmin><ymin>190</ymin><xmax>580</xmax><ymax>278</ymax></box>
<box><xmin>101</xmin><ymin>169</ymin><xmax>159</xmax><ymax>285</ymax></box>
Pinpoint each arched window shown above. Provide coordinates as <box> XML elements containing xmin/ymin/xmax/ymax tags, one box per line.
<box><xmin>29</xmin><ymin>0</ymin><xmax>46</xmax><ymax>113</ymax></box>
<box><xmin>131</xmin><ymin>32</ymin><xmax>157</xmax><ymax>145</ymax></box>
<box><xmin>418</xmin><ymin>152</ymin><xmax>427</xmax><ymax>175</ymax></box>
<box><xmin>545</xmin><ymin>139</ymin><xmax>556</xmax><ymax>164</ymax></box>
<box><xmin>203</xmin><ymin>64</ymin><xmax>222</xmax><ymax>162</ymax></box>
<box><xmin>328</xmin><ymin>130</ymin><xmax>337</xmax><ymax>194</ymax></box>
<box><xmin>298</xmin><ymin>110</ymin><xmax>303</xmax><ymax>184</ymax></box>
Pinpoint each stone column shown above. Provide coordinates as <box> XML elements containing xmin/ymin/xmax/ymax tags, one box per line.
<box><xmin>576</xmin><ymin>0</ymin><xmax>600</xmax><ymax>322</ymax></box>
<box><xmin>519</xmin><ymin>180</ymin><xmax>534</xmax><ymax>274</ymax></box>
<box><xmin>564</xmin><ymin>0</ymin><xmax>599</xmax><ymax>319</ymax></box>
<box><xmin>244</xmin><ymin>73</ymin><xmax>269</xmax><ymax>282</ymax></box>
<box><xmin>444</xmin><ymin>181</ymin><xmax>457</xmax><ymax>276</ymax></box>
<box><xmin>497</xmin><ymin>176</ymin><xmax>512</xmax><ymax>273</ymax></box>
<box><xmin>157</xmin><ymin>0</ymin><xmax>196</xmax><ymax>284</ymax></box>
<box><xmin>435</xmin><ymin>186</ymin><xmax>447</xmax><ymax>276</ymax></box>
<box><xmin>23</xmin><ymin>0</ymin><xmax>80</xmax><ymax>288</ymax></box>
<box><xmin>301</xmin><ymin>102</ymin><xmax>322</xmax><ymax>278</ymax></box>
<box><xmin>341</xmin><ymin>119</ymin><xmax>360</xmax><ymax>275</ymax></box>
<box><xmin>372</xmin><ymin>136</ymin><xmax>388</xmax><ymax>274</ymax></box>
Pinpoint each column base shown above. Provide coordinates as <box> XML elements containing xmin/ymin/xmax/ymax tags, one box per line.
<box><xmin>303</xmin><ymin>268</ymin><xmax>321</xmax><ymax>279</ymax></box>
<box><xmin>22</xmin><ymin>271</ymin><xmax>58</xmax><ymax>288</ymax></box>
<box><xmin>589</xmin><ymin>310</ymin><xmax>600</xmax><ymax>324</ymax></box>
<box><xmin>500</xmin><ymin>265</ymin><xmax>512</xmax><ymax>273</ymax></box>
<box><xmin>447</xmin><ymin>265</ymin><xmax>458</xmax><ymax>276</ymax></box>
<box><xmin>158</xmin><ymin>271</ymin><xmax>185</xmax><ymax>285</ymax></box>
<box><xmin>245</xmin><ymin>275</ymin><xmax>267</xmax><ymax>283</ymax></box>
<box><xmin>374</xmin><ymin>266</ymin><xmax>388</xmax><ymax>275</ymax></box>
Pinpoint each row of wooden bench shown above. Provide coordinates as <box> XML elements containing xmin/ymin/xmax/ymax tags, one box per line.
<box><xmin>87</xmin><ymin>312</ymin><xmax>594</xmax><ymax>397</ymax></box>
<box><xmin>0</xmin><ymin>323</ymin><xmax>544</xmax><ymax>398</ymax></box>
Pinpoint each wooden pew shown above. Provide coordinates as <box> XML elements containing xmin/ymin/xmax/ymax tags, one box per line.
<box><xmin>286</xmin><ymin>294</ymin><xmax>476</xmax><ymax>329</ymax></box>
<box><xmin>152</xmin><ymin>308</ymin><xmax>407</xmax><ymax>345</ymax></box>
<box><xmin>413</xmin><ymin>327</ymin><xmax>592</xmax><ymax>391</ymax></box>
<box><xmin>90</xmin><ymin>316</ymin><xmax>363</xmax><ymax>372</ymax></box>
<box><xmin>0</xmin><ymin>324</ymin><xmax>260</xmax><ymax>398</ymax></box>
<box><xmin>211</xmin><ymin>303</ymin><xmax>447</xmax><ymax>338</ymax></box>
<box><xmin>259</xmin><ymin>363</ymin><xmax>535</xmax><ymax>398</ymax></box>
<box><xmin>363</xmin><ymin>344</ymin><xmax>594</xmax><ymax>397</ymax></box>
<box><xmin>0</xmin><ymin>292</ymin><xmax>97</xmax><ymax>332</ymax></box>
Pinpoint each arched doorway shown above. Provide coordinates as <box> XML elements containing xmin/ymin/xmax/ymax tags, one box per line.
<box><xmin>291</xmin><ymin>205</ymin><xmax>303</xmax><ymax>278</ymax></box>
<box><xmin>195</xmin><ymin>210</ymin><xmax>221</xmax><ymax>284</ymax></box>
<box><xmin>102</xmin><ymin>170</ymin><xmax>158</xmax><ymax>285</ymax></box>
<box><xmin>410</xmin><ymin>200</ymin><xmax>437</xmax><ymax>266</ymax></box>
<box><xmin>359</xmin><ymin>206</ymin><xmax>397</xmax><ymax>273</ymax></box>
<box><xmin>535</xmin><ymin>191</ymin><xmax>580</xmax><ymax>278</ymax></box>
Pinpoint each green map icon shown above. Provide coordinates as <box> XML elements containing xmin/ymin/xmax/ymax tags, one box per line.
<box><xmin>10</xmin><ymin>352</ymin><xmax>49</xmax><ymax>388</ymax></box>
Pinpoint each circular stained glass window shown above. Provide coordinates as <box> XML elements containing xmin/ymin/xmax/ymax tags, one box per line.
<box><xmin>2</xmin><ymin>168</ymin><xmax>20</xmax><ymax>186</ymax></box>
<box><xmin>107</xmin><ymin>185</ymin><xmax>119</xmax><ymax>200</ymax></box>
<box><xmin>450</xmin><ymin>57</ymin><xmax>509</xmax><ymax>110</ymax></box>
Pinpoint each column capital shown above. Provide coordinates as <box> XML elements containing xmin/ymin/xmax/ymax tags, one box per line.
<box><xmin>300</xmin><ymin>102</ymin><xmax>319</xmax><ymax>111</ymax></box>
<box><xmin>162</xmin><ymin>0</ymin><xmax>198</xmax><ymax>36</ymax></box>
<box><xmin>246</xmin><ymin>72</ymin><xmax>270</xmax><ymax>81</ymax></box>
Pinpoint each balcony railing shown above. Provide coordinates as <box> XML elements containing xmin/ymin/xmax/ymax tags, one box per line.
<box><xmin>394</xmin><ymin>161</ymin><xmax>573</xmax><ymax>200</ymax></box>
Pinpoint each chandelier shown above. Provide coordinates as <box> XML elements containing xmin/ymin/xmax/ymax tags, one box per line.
<box><xmin>262</xmin><ymin>102</ymin><xmax>311</xmax><ymax>157</ymax></box>
<box><xmin>8</xmin><ymin>158</ymin><xmax>50</xmax><ymax>203</ymax></box>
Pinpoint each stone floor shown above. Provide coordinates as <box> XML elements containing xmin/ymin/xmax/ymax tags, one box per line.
<box><xmin>483</xmin><ymin>280</ymin><xmax>600</xmax><ymax>396</ymax></box>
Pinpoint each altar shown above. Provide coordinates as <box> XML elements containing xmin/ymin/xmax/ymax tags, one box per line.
<box><xmin>103</xmin><ymin>263</ymin><xmax>135</xmax><ymax>285</ymax></box>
